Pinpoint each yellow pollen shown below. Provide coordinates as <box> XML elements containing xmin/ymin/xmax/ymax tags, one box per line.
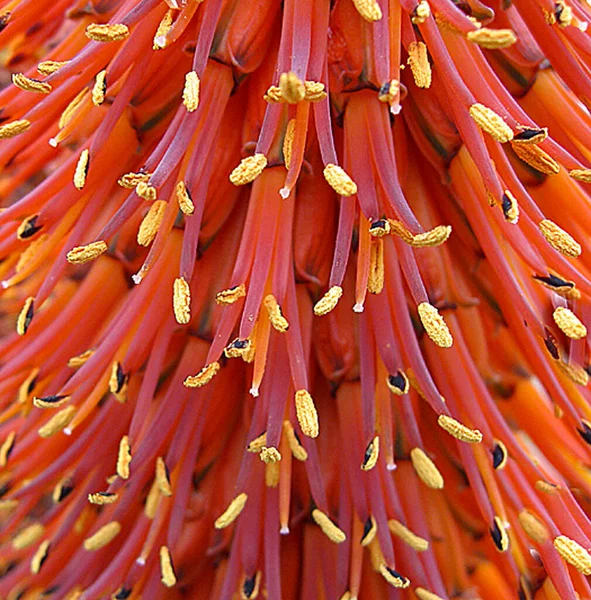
<box><xmin>183</xmin><ymin>362</ymin><xmax>221</xmax><ymax>388</ymax></box>
<box><xmin>492</xmin><ymin>438</ymin><xmax>508</xmax><ymax>470</ymax></box>
<box><xmin>417</xmin><ymin>302</ymin><xmax>453</xmax><ymax>348</ymax></box>
<box><xmin>569</xmin><ymin>169</ymin><xmax>591</xmax><ymax>183</ymax></box>
<box><xmin>263</xmin><ymin>85</ymin><xmax>283</xmax><ymax>103</ymax></box>
<box><xmin>59</xmin><ymin>89</ymin><xmax>88</xmax><ymax>130</ymax></box>
<box><xmin>52</xmin><ymin>477</ymin><xmax>73</xmax><ymax>503</ymax></box>
<box><xmin>361</xmin><ymin>435</ymin><xmax>380</xmax><ymax>471</ymax></box>
<box><xmin>553</xmin><ymin>306</ymin><xmax>587</xmax><ymax>339</ymax></box>
<box><xmin>230</xmin><ymin>153</ymin><xmax>268</xmax><ymax>185</ymax></box>
<box><xmin>37</xmin><ymin>60</ymin><xmax>69</xmax><ymax>75</ymax></box>
<box><xmin>118</xmin><ymin>171</ymin><xmax>151</xmax><ymax>188</ymax></box>
<box><xmin>539</xmin><ymin>219</ymin><xmax>581</xmax><ymax>257</ymax></box>
<box><xmin>389</xmin><ymin>220</ymin><xmax>451</xmax><ymax>247</ymax></box>
<box><xmin>247</xmin><ymin>432</ymin><xmax>268</xmax><ymax>453</ymax></box>
<box><xmin>502</xmin><ymin>190</ymin><xmax>519</xmax><ymax>224</ymax></box>
<box><xmin>510</xmin><ymin>142</ymin><xmax>560</xmax><ymax>175</ymax></box>
<box><xmin>136</xmin><ymin>181</ymin><xmax>157</xmax><ymax>201</ymax></box>
<box><xmin>74</xmin><ymin>149</ymin><xmax>90</xmax><ymax>189</ymax></box>
<box><xmin>369</xmin><ymin>220</ymin><xmax>391</xmax><ymax>237</ymax></box>
<box><xmin>156</xmin><ymin>457</ymin><xmax>173</xmax><ymax>496</ymax></box>
<box><xmin>283</xmin><ymin>420</ymin><xmax>308</xmax><ymax>461</ymax></box>
<box><xmin>144</xmin><ymin>479</ymin><xmax>161</xmax><ymax>519</ymax></box>
<box><xmin>415</xmin><ymin>589</ymin><xmax>445</xmax><ymax>600</ymax></box>
<box><xmin>311</xmin><ymin>509</ymin><xmax>347</xmax><ymax>543</ymax></box>
<box><xmin>66</xmin><ymin>240</ymin><xmax>108</xmax><ymax>264</ymax></box>
<box><xmin>518</xmin><ymin>510</ymin><xmax>549</xmax><ymax>543</ymax></box>
<box><xmin>13</xmin><ymin>523</ymin><xmax>44</xmax><ymax>550</ymax></box>
<box><xmin>378</xmin><ymin>79</ymin><xmax>400</xmax><ymax>105</ymax></box>
<box><xmin>466</xmin><ymin>27</ymin><xmax>517</xmax><ymax>48</ymax></box>
<box><xmin>216</xmin><ymin>283</ymin><xmax>247</xmax><ymax>305</ymax></box>
<box><xmin>68</xmin><ymin>349</ymin><xmax>95</xmax><ymax>368</ymax></box>
<box><xmin>323</xmin><ymin>164</ymin><xmax>358</xmax><ymax>196</ymax></box>
<box><xmin>313</xmin><ymin>285</ymin><xmax>343</xmax><ymax>316</ymax></box>
<box><xmin>410</xmin><ymin>448</ymin><xmax>444</xmax><ymax>489</ymax></box>
<box><xmin>295</xmin><ymin>389</ymin><xmax>319</xmax><ymax>438</ymax></box>
<box><xmin>554</xmin><ymin>1</ymin><xmax>573</xmax><ymax>26</ymax></box>
<box><xmin>557</xmin><ymin>361</ymin><xmax>588</xmax><ymax>386</ymax></box>
<box><xmin>86</xmin><ymin>23</ymin><xmax>130</xmax><ymax>42</ymax></box>
<box><xmin>160</xmin><ymin>546</ymin><xmax>177</xmax><ymax>587</ymax></box>
<box><xmin>12</xmin><ymin>73</ymin><xmax>51</xmax><ymax>94</ymax></box>
<box><xmin>153</xmin><ymin>10</ymin><xmax>174</xmax><ymax>49</ymax></box>
<box><xmin>88</xmin><ymin>492</ymin><xmax>118</xmax><ymax>505</ymax></box>
<box><xmin>412</xmin><ymin>1</ymin><xmax>431</xmax><ymax>24</ymax></box>
<box><xmin>108</xmin><ymin>361</ymin><xmax>128</xmax><ymax>402</ymax></box>
<box><xmin>16</xmin><ymin>235</ymin><xmax>48</xmax><ymax>272</ymax></box>
<box><xmin>260</xmin><ymin>446</ymin><xmax>282</xmax><ymax>464</ymax></box>
<box><xmin>554</xmin><ymin>535</ymin><xmax>591</xmax><ymax>575</ymax></box>
<box><xmin>18</xmin><ymin>367</ymin><xmax>39</xmax><ymax>404</ymax></box>
<box><xmin>264</xmin><ymin>294</ymin><xmax>289</xmax><ymax>332</ymax></box>
<box><xmin>33</xmin><ymin>394</ymin><xmax>70</xmax><ymax>409</ymax></box>
<box><xmin>83</xmin><ymin>521</ymin><xmax>121</xmax><ymax>551</ymax></box>
<box><xmin>368</xmin><ymin>239</ymin><xmax>384</xmax><ymax>295</ymax></box>
<box><xmin>352</xmin><ymin>0</ymin><xmax>383</xmax><ymax>22</ymax></box>
<box><xmin>173</xmin><ymin>277</ymin><xmax>191</xmax><ymax>324</ymax></box>
<box><xmin>513</xmin><ymin>126</ymin><xmax>548</xmax><ymax>144</ymax></box>
<box><xmin>438</xmin><ymin>414</ymin><xmax>483</xmax><ymax>443</ymax></box>
<box><xmin>183</xmin><ymin>71</ymin><xmax>200</xmax><ymax>112</ymax></box>
<box><xmin>283</xmin><ymin>119</ymin><xmax>296</xmax><ymax>168</ymax></box>
<box><xmin>279</xmin><ymin>71</ymin><xmax>305</xmax><ymax>103</ymax></box>
<box><xmin>0</xmin><ymin>499</ymin><xmax>18</xmax><ymax>513</ymax></box>
<box><xmin>536</xmin><ymin>480</ymin><xmax>560</xmax><ymax>494</ymax></box>
<box><xmin>266</xmin><ymin>463</ymin><xmax>279</xmax><ymax>488</ymax></box>
<box><xmin>117</xmin><ymin>435</ymin><xmax>132</xmax><ymax>480</ymax></box>
<box><xmin>16</xmin><ymin>296</ymin><xmax>35</xmax><ymax>336</ymax></box>
<box><xmin>407</xmin><ymin>41</ymin><xmax>431</xmax><ymax>88</ymax></box>
<box><xmin>215</xmin><ymin>493</ymin><xmax>248</xmax><ymax>529</ymax></box>
<box><xmin>0</xmin><ymin>431</ymin><xmax>16</xmax><ymax>467</ymax></box>
<box><xmin>30</xmin><ymin>540</ymin><xmax>50</xmax><ymax>574</ymax></box>
<box><xmin>469</xmin><ymin>103</ymin><xmax>514</xmax><ymax>143</ymax></box>
<box><xmin>492</xmin><ymin>515</ymin><xmax>509</xmax><ymax>552</ymax></box>
<box><xmin>38</xmin><ymin>406</ymin><xmax>76</xmax><ymax>438</ymax></box>
<box><xmin>224</xmin><ymin>338</ymin><xmax>252</xmax><ymax>359</ymax></box>
<box><xmin>0</xmin><ymin>119</ymin><xmax>31</xmax><ymax>138</ymax></box>
<box><xmin>91</xmin><ymin>69</ymin><xmax>107</xmax><ymax>106</ymax></box>
<box><xmin>379</xmin><ymin>564</ymin><xmax>411</xmax><ymax>588</ymax></box>
<box><xmin>304</xmin><ymin>80</ymin><xmax>327</xmax><ymax>101</ymax></box>
<box><xmin>388</xmin><ymin>519</ymin><xmax>429</xmax><ymax>551</ymax></box>
<box><xmin>137</xmin><ymin>200</ymin><xmax>167</xmax><ymax>246</ymax></box>
<box><xmin>176</xmin><ymin>180</ymin><xmax>195</xmax><ymax>215</ymax></box>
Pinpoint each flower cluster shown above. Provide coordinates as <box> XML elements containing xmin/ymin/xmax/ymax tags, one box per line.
<box><xmin>1</xmin><ymin>0</ymin><xmax>591</xmax><ymax>598</ymax></box>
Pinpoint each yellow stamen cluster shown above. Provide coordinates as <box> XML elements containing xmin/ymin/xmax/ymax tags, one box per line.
<box><xmin>156</xmin><ymin>457</ymin><xmax>173</xmax><ymax>496</ymax></box>
<box><xmin>553</xmin><ymin>306</ymin><xmax>587</xmax><ymax>339</ymax></box>
<box><xmin>557</xmin><ymin>361</ymin><xmax>588</xmax><ymax>386</ymax></box>
<box><xmin>229</xmin><ymin>154</ymin><xmax>268</xmax><ymax>186</ymax></box>
<box><xmin>311</xmin><ymin>509</ymin><xmax>346</xmax><ymax>543</ymax></box>
<box><xmin>569</xmin><ymin>169</ymin><xmax>591</xmax><ymax>183</ymax></box>
<box><xmin>283</xmin><ymin>420</ymin><xmax>308</xmax><ymax>461</ymax></box>
<box><xmin>13</xmin><ymin>523</ymin><xmax>44</xmax><ymax>550</ymax></box>
<box><xmin>407</xmin><ymin>41</ymin><xmax>431</xmax><ymax>88</ymax></box>
<box><xmin>295</xmin><ymin>389</ymin><xmax>319</xmax><ymax>438</ymax></box>
<box><xmin>469</xmin><ymin>103</ymin><xmax>514</xmax><ymax>143</ymax></box>
<box><xmin>86</xmin><ymin>23</ymin><xmax>130</xmax><ymax>42</ymax></box>
<box><xmin>30</xmin><ymin>540</ymin><xmax>50</xmax><ymax>574</ymax></box>
<box><xmin>215</xmin><ymin>493</ymin><xmax>248</xmax><ymax>529</ymax></box>
<box><xmin>12</xmin><ymin>73</ymin><xmax>51</xmax><ymax>94</ymax></box>
<box><xmin>117</xmin><ymin>435</ymin><xmax>132</xmax><ymax>480</ymax></box>
<box><xmin>91</xmin><ymin>70</ymin><xmax>107</xmax><ymax>106</ymax></box>
<box><xmin>260</xmin><ymin>446</ymin><xmax>282</xmax><ymax>464</ymax></box>
<box><xmin>264</xmin><ymin>294</ymin><xmax>289</xmax><ymax>332</ymax></box>
<box><xmin>518</xmin><ymin>510</ymin><xmax>549</xmax><ymax>543</ymax></box>
<box><xmin>410</xmin><ymin>447</ymin><xmax>444</xmax><ymax>489</ymax></box>
<box><xmin>379</xmin><ymin>564</ymin><xmax>410</xmax><ymax>588</ymax></box>
<box><xmin>183</xmin><ymin>71</ymin><xmax>200</xmax><ymax>112</ymax></box>
<box><xmin>118</xmin><ymin>171</ymin><xmax>151</xmax><ymax>189</ymax></box>
<box><xmin>68</xmin><ymin>349</ymin><xmax>95</xmax><ymax>368</ymax></box>
<box><xmin>173</xmin><ymin>277</ymin><xmax>191</xmax><ymax>324</ymax></box>
<box><xmin>37</xmin><ymin>60</ymin><xmax>69</xmax><ymax>75</ymax></box>
<box><xmin>38</xmin><ymin>406</ymin><xmax>76</xmax><ymax>438</ymax></box>
<box><xmin>352</xmin><ymin>0</ymin><xmax>383</xmax><ymax>22</ymax></box>
<box><xmin>415</xmin><ymin>589</ymin><xmax>445</xmax><ymax>600</ymax></box>
<box><xmin>554</xmin><ymin>535</ymin><xmax>591</xmax><ymax>575</ymax></box>
<box><xmin>279</xmin><ymin>71</ymin><xmax>305</xmax><ymax>104</ymax></box>
<box><xmin>388</xmin><ymin>519</ymin><xmax>429</xmax><ymax>551</ymax></box>
<box><xmin>74</xmin><ymin>149</ymin><xmax>90</xmax><ymax>190</ymax></box>
<box><xmin>323</xmin><ymin>164</ymin><xmax>358</xmax><ymax>196</ymax></box>
<box><xmin>88</xmin><ymin>492</ymin><xmax>118</xmax><ymax>505</ymax></box>
<box><xmin>539</xmin><ymin>219</ymin><xmax>581</xmax><ymax>257</ymax></box>
<box><xmin>368</xmin><ymin>240</ymin><xmax>384</xmax><ymax>294</ymax></box>
<box><xmin>437</xmin><ymin>414</ymin><xmax>483</xmax><ymax>443</ymax></box>
<box><xmin>136</xmin><ymin>181</ymin><xmax>157</xmax><ymax>201</ymax></box>
<box><xmin>0</xmin><ymin>119</ymin><xmax>31</xmax><ymax>138</ymax></box>
<box><xmin>137</xmin><ymin>200</ymin><xmax>167</xmax><ymax>246</ymax></box>
<box><xmin>313</xmin><ymin>285</ymin><xmax>343</xmax><ymax>316</ymax></box>
<box><xmin>176</xmin><ymin>181</ymin><xmax>195</xmax><ymax>215</ymax></box>
<box><xmin>216</xmin><ymin>283</ymin><xmax>247</xmax><ymax>305</ymax></box>
<box><xmin>511</xmin><ymin>142</ymin><xmax>560</xmax><ymax>175</ymax></box>
<box><xmin>417</xmin><ymin>302</ymin><xmax>453</xmax><ymax>348</ymax></box>
<box><xmin>389</xmin><ymin>220</ymin><xmax>451</xmax><ymax>247</ymax></box>
<box><xmin>183</xmin><ymin>362</ymin><xmax>221</xmax><ymax>388</ymax></box>
<box><xmin>0</xmin><ymin>431</ymin><xmax>15</xmax><ymax>467</ymax></box>
<box><xmin>283</xmin><ymin>119</ymin><xmax>296</xmax><ymax>168</ymax></box>
<box><xmin>466</xmin><ymin>28</ymin><xmax>517</xmax><ymax>48</ymax></box>
<box><xmin>16</xmin><ymin>296</ymin><xmax>35</xmax><ymax>336</ymax></box>
<box><xmin>361</xmin><ymin>436</ymin><xmax>380</xmax><ymax>471</ymax></box>
<box><xmin>153</xmin><ymin>10</ymin><xmax>174</xmax><ymax>49</ymax></box>
<box><xmin>160</xmin><ymin>546</ymin><xmax>177</xmax><ymax>587</ymax></box>
<box><xmin>412</xmin><ymin>1</ymin><xmax>431</xmax><ymax>24</ymax></box>
<box><xmin>83</xmin><ymin>522</ymin><xmax>121</xmax><ymax>551</ymax></box>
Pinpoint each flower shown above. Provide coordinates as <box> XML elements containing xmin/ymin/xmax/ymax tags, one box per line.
<box><xmin>1</xmin><ymin>0</ymin><xmax>591</xmax><ymax>598</ymax></box>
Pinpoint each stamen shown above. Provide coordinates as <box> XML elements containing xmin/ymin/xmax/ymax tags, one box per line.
<box><xmin>176</xmin><ymin>181</ymin><xmax>195</xmax><ymax>215</ymax></box>
<box><xmin>137</xmin><ymin>200</ymin><xmax>167</xmax><ymax>246</ymax></box>
<box><xmin>59</xmin><ymin>89</ymin><xmax>87</xmax><ymax>130</ymax></box>
<box><xmin>558</xmin><ymin>362</ymin><xmax>588</xmax><ymax>385</ymax></box>
<box><xmin>88</xmin><ymin>492</ymin><xmax>118</xmax><ymax>505</ymax></box>
<box><xmin>535</xmin><ymin>480</ymin><xmax>560</xmax><ymax>494</ymax></box>
<box><xmin>490</xmin><ymin>516</ymin><xmax>509</xmax><ymax>552</ymax></box>
<box><xmin>260</xmin><ymin>446</ymin><xmax>282</xmax><ymax>464</ymax></box>
<box><xmin>294</xmin><ymin>389</ymin><xmax>319</xmax><ymax>438</ymax></box>
<box><xmin>407</xmin><ymin>42</ymin><xmax>432</xmax><ymax>89</ymax></box>
<box><xmin>118</xmin><ymin>172</ymin><xmax>151</xmax><ymax>189</ymax></box>
<box><xmin>17</xmin><ymin>215</ymin><xmax>42</xmax><ymax>240</ymax></box>
<box><xmin>85</xmin><ymin>23</ymin><xmax>130</xmax><ymax>42</ymax></box>
<box><xmin>361</xmin><ymin>515</ymin><xmax>378</xmax><ymax>546</ymax></box>
<box><xmin>369</xmin><ymin>219</ymin><xmax>390</xmax><ymax>237</ymax></box>
<box><xmin>533</xmin><ymin>273</ymin><xmax>580</xmax><ymax>300</ymax></box>
<box><xmin>501</xmin><ymin>190</ymin><xmax>519</xmax><ymax>224</ymax></box>
<box><xmin>304</xmin><ymin>81</ymin><xmax>327</xmax><ymax>102</ymax></box>
<box><xmin>214</xmin><ymin>493</ymin><xmax>248</xmax><ymax>529</ymax></box>
<box><xmin>153</xmin><ymin>10</ymin><xmax>174</xmax><ymax>50</ymax></box>
<box><xmin>513</xmin><ymin>127</ymin><xmax>548</xmax><ymax>144</ymax></box>
<box><xmin>539</xmin><ymin>219</ymin><xmax>581</xmax><ymax>257</ymax></box>
<box><xmin>173</xmin><ymin>277</ymin><xmax>191</xmax><ymax>324</ymax></box>
<box><xmin>437</xmin><ymin>415</ymin><xmax>483</xmax><ymax>443</ymax></box>
<box><xmin>0</xmin><ymin>119</ymin><xmax>31</xmax><ymax>138</ymax></box>
<box><xmin>229</xmin><ymin>154</ymin><xmax>268</xmax><ymax>186</ymax></box>
<box><xmin>109</xmin><ymin>361</ymin><xmax>128</xmax><ymax>402</ymax></box>
<box><xmin>279</xmin><ymin>72</ymin><xmax>305</xmax><ymax>104</ymax></box>
<box><xmin>117</xmin><ymin>435</ymin><xmax>132</xmax><ymax>480</ymax></box>
<box><xmin>311</xmin><ymin>509</ymin><xmax>347</xmax><ymax>543</ymax></box>
<box><xmin>552</xmin><ymin>1</ymin><xmax>573</xmax><ymax>27</ymax></box>
<box><xmin>73</xmin><ymin>149</ymin><xmax>90</xmax><ymax>190</ymax></box>
<box><xmin>417</xmin><ymin>302</ymin><xmax>453</xmax><ymax>348</ymax></box>
<box><xmin>144</xmin><ymin>480</ymin><xmax>160</xmax><ymax>519</ymax></box>
<box><xmin>52</xmin><ymin>478</ymin><xmax>74</xmax><ymax>503</ymax></box>
<box><xmin>469</xmin><ymin>104</ymin><xmax>514</xmax><ymax>143</ymax></box>
<box><xmin>0</xmin><ymin>431</ymin><xmax>16</xmax><ymax>467</ymax></box>
<box><xmin>313</xmin><ymin>285</ymin><xmax>343</xmax><ymax>316</ymax></box>
<box><xmin>378</xmin><ymin>80</ymin><xmax>400</xmax><ymax>107</ymax></box>
<box><xmin>387</xmin><ymin>371</ymin><xmax>410</xmax><ymax>395</ymax></box>
<box><xmin>388</xmin><ymin>519</ymin><xmax>429</xmax><ymax>551</ymax></box>
<box><xmin>113</xmin><ymin>588</ymin><xmax>132</xmax><ymax>600</ymax></box>
<box><xmin>66</xmin><ymin>241</ymin><xmax>108</xmax><ymax>264</ymax></box>
<box><xmin>37</xmin><ymin>60</ymin><xmax>69</xmax><ymax>75</ymax></box>
<box><xmin>15</xmin><ymin>296</ymin><xmax>36</xmax><ymax>338</ymax></box>
<box><xmin>466</xmin><ymin>28</ymin><xmax>517</xmax><ymax>49</ymax></box>
<box><xmin>388</xmin><ymin>220</ymin><xmax>451</xmax><ymax>247</ymax></box>
<box><xmin>552</xmin><ymin>307</ymin><xmax>587</xmax><ymax>339</ymax></box>
<box><xmin>415</xmin><ymin>589</ymin><xmax>445</xmax><ymax>600</ymax></box>
<box><xmin>379</xmin><ymin>564</ymin><xmax>410</xmax><ymax>588</ymax></box>
<box><xmin>83</xmin><ymin>522</ymin><xmax>121</xmax><ymax>551</ymax></box>
<box><xmin>323</xmin><ymin>164</ymin><xmax>358</xmax><ymax>196</ymax></box>
<box><xmin>13</xmin><ymin>523</ymin><xmax>44</xmax><ymax>550</ymax></box>
<box><xmin>241</xmin><ymin>571</ymin><xmax>262</xmax><ymax>599</ymax></box>
<box><xmin>68</xmin><ymin>349</ymin><xmax>95</xmax><ymax>368</ymax></box>
<box><xmin>92</xmin><ymin>70</ymin><xmax>107</xmax><ymax>106</ymax></box>
<box><xmin>18</xmin><ymin>367</ymin><xmax>39</xmax><ymax>403</ymax></box>
<box><xmin>156</xmin><ymin>457</ymin><xmax>173</xmax><ymax>496</ymax></box>
<box><xmin>410</xmin><ymin>448</ymin><xmax>444</xmax><ymax>489</ymax></box>
<box><xmin>491</xmin><ymin>439</ymin><xmax>508</xmax><ymax>469</ymax></box>
<box><xmin>38</xmin><ymin>406</ymin><xmax>76</xmax><ymax>438</ymax></box>
<box><xmin>224</xmin><ymin>337</ymin><xmax>251</xmax><ymax>359</ymax></box>
<box><xmin>569</xmin><ymin>169</ymin><xmax>591</xmax><ymax>183</ymax></box>
<box><xmin>136</xmin><ymin>181</ymin><xmax>157</xmax><ymax>201</ymax></box>
<box><xmin>247</xmin><ymin>432</ymin><xmax>267</xmax><ymax>453</ymax></box>
<box><xmin>411</xmin><ymin>1</ymin><xmax>431</xmax><ymax>24</ymax></box>
<box><xmin>216</xmin><ymin>284</ymin><xmax>247</xmax><ymax>305</ymax></box>
<box><xmin>183</xmin><ymin>362</ymin><xmax>220</xmax><ymax>387</ymax></box>
<box><xmin>183</xmin><ymin>71</ymin><xmax>200</xmax><ymax>112</ymax></box>
<box><xmin>367</xmin><ymin>240</ymin><xmax>384</xmax><ymax>295</ymax></box>
<box><xmin>12</xmin><ymin>73</ymin><xmax>52</xmax><ymax>94</ymax></box>
<box><xmin>283</xmin><ymin>420</ymin><xmax>308</xmax><ymax>461</ymax></box>
<box><xmin>352</xmin><ymin>0</ymin><xmax>382</xmax><ymax>22</ymax></box>
<box><xmin>30</xmin><ymin>540</ymin><xmax>50</xmax><ymax>574</ymax></box>
<box><xmin>264</xmin><ymin>294</ymin><xmax>289</xmax><ymax>332</ymax></box>
<box><xmin>510</xmin><ymin>142</ymin><xmax>560</xmax><ymax>175</ymax></box>
<box><xmin>33</xmin><ymin>394</ymin><xmax>70</xmax><ymax>409</ymax></box>
<box><xmin>283</xmin><ymin>119</ymin><xmax>296</xmax><ymax>168</ymax></box>
<box><xmin>361</xmin><ymin>435</ymin><xmax>380</xmax><ymax>471</ymax></box>
<box><xmin>518</xmin><ymin>510</ymin><xmax>549</xmax><ymax>543</ymax></box>
<box><xmin>553</xmin><ymin>535</ymin><xmax>591</xmax><ymax>575</ymax></box>
<box><xmin>265</xmin><ymin>462</ymin><xmax>280</xmax><ymax>487</ymax></box>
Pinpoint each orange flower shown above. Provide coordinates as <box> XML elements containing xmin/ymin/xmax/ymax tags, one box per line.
<box><xmin>1</xmin><ymin>0</ymin><xmax>591</xmax><ymax>598</ymax></box>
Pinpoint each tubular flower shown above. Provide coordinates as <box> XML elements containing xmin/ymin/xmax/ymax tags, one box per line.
<box><xmin>3</xmin><ymin>0</ymin><xmax>591</xmax><ymax>598</ymax></box>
